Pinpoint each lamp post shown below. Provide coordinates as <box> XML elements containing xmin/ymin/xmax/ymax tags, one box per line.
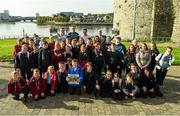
<box><xmin>132</xmin><ymin>0</ymin><xmax>137</xmax><ymax>40</ymax></box>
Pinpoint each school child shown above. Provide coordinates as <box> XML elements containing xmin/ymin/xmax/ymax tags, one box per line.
<box><xmin>23</xmin><ymin>36</ymin><xmax>30</xmax><ymax>44</ymax></box>
<box><xmin>78</xmin><ymin>37</ymin><xmax>85</xmax><ymax>48</ymax></box>
<box><xmin>33</xmin><ymin>34</ymin><xmax>40</xmax><ymax>46</ymax></box>
<box><xmin>115</xmin><ymin>36</ymin><xmax>126</xmax><ymax>75</ymax></box>
<box><xmin>63</xmin><ymin>46</ymin><xmax>73</xmax><ymax>61</ymax></box>
<box><xmin>155</xmin><ymin>46</ymin><xmax>174</xmax><ymax>86</ymax></box>
<box><xmin>78</xmin><ymin>44</ymin><xmax>90</xmax><ymax>69</ymax></box>
<box><xmin>7</xmin><ymin>71</ymin><xmax>29</xmax><ymax>103</ymax></box>
<box><xmin>93</xmin><ymin>35</ymin><xmax>100</xmax><ymax>45</ymax></box>
<box><xmin>31</xmin><ymin>43</ymin><xmax>39</xmax><ymax>69</ymax></box>
<box><xmin>141</xmin><ymin>68</ymin><xmax>163</xmax><ymax>98</ymax></box>
<box><xmin>71</xmin><ymin>39</ymin><xmax>80</xmax><ymax>59</ymax></box>
<box><xmin>38</xmin><ymin>41</ymin><xmax>53</xmax><ymax>74</ymax></box>
<box><xmin>136</xmin><ymin>43</ymin><xmax>151</xmax><ymax>70</ymax></box>
<box><xmin>92</xmin><ymin>43</ymin><xmax>104</xmax><ymax>79</ymax></box>
<box><xmin>112</xmin><ymin>73</ymin><xmax>123</xmax><ymax>100</ymax></box>
<box><xmin>66</xmin><ymin>58</ymin><xmax>72</xmax><ymax>71</ymax></box>
<box><xmin>13</xmin><ymin>38</ymin><xmax>23</xmax><ymax>58</ymax></box>
<box><xmin>86</xmin><ymin>38</ymin><xmax>94</xmax><ymax>60</ymax></box>
<box><xmin>129</xmin><ymin>63</ymin><xmax>142</xmax><ymax>88</ymax></box>
<box><xmin>53</xmin><ymin>41</ymin><xmax>64</xmax><ymax>70</ymax></box>
<box><xmin>60</xmin><ymin>41</ymin><xmax>66</xmax><ymax>53</ymax></box>
<box><xmin>28</xmin><ymin>38</ymin><xmax>34</xmax><ymax>53</ymax></box>
<box><xmin>82</xmin><ymin>62</ymin><xmax>96</xmax><ymax>95</ymax></box>
<box><xmin>43</xmin><ymin>66</ymin><xmax>57</xmax><ymax>96</ymax></box>
<box><xmin>131</xmin><ymin>39</ymin><xmax>140</xmax><ymax>53</ymax></box>
<box><xmin>149</xmin><ymin>42</ymin><xmax>159</xmax><ymax>72</ymax></box>
<box><xmin>95</xmin><ymin>70</ymin><xmax>113</xmax><ymax>98</ymax></box>
<box><xmin>65</xmin><ymin>38</ymin><xmax>72</xmax><ymax>48</ymax></box>
<box><xmin>39</xmin><ymin>37</ymin><xmax>46</xmax><ymax>49</ymax></box>
<box><xmin>124</xmin><ymin>44</ymin><xmax>136</xmax><ymax>74</ymax></box>
<box><xmin>56</xmin><ymin>62</ymin><xmax>68</xmax><ymax>94</ymax></box>
<box><xmin>105</xmin><ymin>43</ymin><xmax>119</xmax><ymax>74</ymax></box>
<box><xmin>15</xmin><ymin>43</ymin><xmax>33</xmax><ymax>80</ymax></box>
<box><xmin>105</xmin><ymin>36</ymin><xmax>112</xmax><ymax>50</ymax></box>
<box><xmin>122</xmin><ymin>73</ymin><xmax>139</xmax><ymax>99</ymax></box>
<box><xmin>48</xmin><ymin>36</ymin><xmax>55</xmax><ymax>50</ymax></box>
<box><xmin>30</xmin><ymin>69</ymin><xmax>46</xmax><ymax>100</ymax></box>
<box><xmin>66</xmin><ymin>59</ymin><xmax>83</xmax><ymax>95</ymax></box>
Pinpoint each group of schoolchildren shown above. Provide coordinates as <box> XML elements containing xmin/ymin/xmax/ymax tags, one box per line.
<box><xmin>7</xmin><ymin>27</ymin><xmax>174</xmax><ymax>103</ymax></box>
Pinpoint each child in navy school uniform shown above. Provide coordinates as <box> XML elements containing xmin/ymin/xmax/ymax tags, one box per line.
<box><xmin>141</xmin><ymin>68</ymin><xmax>163</xmax><ymax>98</ymax></box>
<box><xmin>56</xmin><ymin>62</ymin><xmax>69</xmax><ymax>94</ymax></box>
<box><xmin>92</xmin><ymin>43</ymin><xmax>104</xmax><ymax>79</ymax></box>
<box><xmin>112</xmin><ymin>73</ymin><xmax>123</xmax><ymax>100</ymax></box>
<box><xmin>122</xmin><ymin>73</ymin><xmax>139</xmax><ymax>99</ymax></box>
<box><xmin>96</xmin><ymin>70</ymin><xmax>113</xmax><ymax>98</ymax></box>
<box><xmin>71</xmin><ymin>39</ymin><xmax>80</xmax><ymax>59</ymax></box>
<box><xmin>38</xmin><ymin>41</ymin><xmax>53</xmax><ymax>74</ymax></box>
<box><xmin>106</xmin><ymin>43</ymin><xmax>119</xmax><ymax>74</ymax></box>
<box><xmin>31</xmin><ymin>43</ymin><xmax>39</xmax><ymax>69</ymax></box>
<box><xmin>83</xmin><ymin>62</ymin><xmax>96</xmax><ymax>95</ymax></box>
<box><xmin>63</xmin><ymin>46</ymin><xmax>73</xmax><ymax>61</ymax></box>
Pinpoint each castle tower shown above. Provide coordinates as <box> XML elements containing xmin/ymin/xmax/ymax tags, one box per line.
<box><xmin>171</xmin><ymin>0</ymin><xmax>180</xmax><ymax>42</ymax></box>
<box><xmin>113</xmin><ymin>0</ymin><xmax>154</xmax><ymax>40</ymax></box>
<box><xmin>113</xmin><ymin>0</ymin><xmax>180</xmax><ymax>42</ymax></box>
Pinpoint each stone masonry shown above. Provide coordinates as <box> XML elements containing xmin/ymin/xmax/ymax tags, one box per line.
<box><xmin>113</xmin><ymin>0</ymin><xmax>180</xmax><ymax>42</ymax></box>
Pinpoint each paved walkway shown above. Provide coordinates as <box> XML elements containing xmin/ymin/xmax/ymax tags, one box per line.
<box><xmin>0</xmin><ymin>62</ymin><xmax>180</xmax><ymax>115</ymax></box>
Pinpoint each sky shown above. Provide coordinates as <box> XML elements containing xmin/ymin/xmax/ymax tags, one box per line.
<box><xmin>0</xmin><ymin>0</ymin><xmax>114</xmax><ymax>16</ymax></box>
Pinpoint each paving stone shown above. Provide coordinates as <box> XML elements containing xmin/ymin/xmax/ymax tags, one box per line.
<box><xmin>0</xmin><ymin>62</ymin><xmax>180</xmax><ymax>115</ymax></box>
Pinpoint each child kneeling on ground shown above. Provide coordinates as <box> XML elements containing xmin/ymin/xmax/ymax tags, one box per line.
<box><xmin>141</xmin><ymin>68</ymin><xmax>163</xmax><ymax>98</ymax></box>
<box><xmin>96</xmin><ymin>70</ymin><xmax>113</xmax><ymax>98</ymax></box>
<box><xmin>7</xmin><ymin>71</ymin><xmax>29</xmax><ymax>103</ymax></box>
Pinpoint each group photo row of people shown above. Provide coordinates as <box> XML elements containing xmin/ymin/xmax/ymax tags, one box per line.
<box><xmin>7</xmin><ymin>26</ymin><xmax>175</xmax><ymax>103</ymax></box>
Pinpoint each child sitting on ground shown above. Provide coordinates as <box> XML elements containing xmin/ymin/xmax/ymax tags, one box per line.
<box><xmin>122</xmin><ymin>73</ymin><xmax>139</xmax><ymax>99</ymax></box>
<box><xmin>112</xmin><ymin>73</ymin><xmax>123</xmax><ymax>100</ymax></box>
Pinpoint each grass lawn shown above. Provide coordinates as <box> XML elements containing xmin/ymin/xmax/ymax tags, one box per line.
<box><xmin>0</xmin><ymin>39</ymin><xmax>180</xmax><ymax>64</ymax></box>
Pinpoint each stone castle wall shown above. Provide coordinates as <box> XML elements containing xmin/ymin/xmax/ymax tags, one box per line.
<box><xmin>113</xmin><ymin>0</ymin><xmax>180</xmax><ymax>42</ymax></box>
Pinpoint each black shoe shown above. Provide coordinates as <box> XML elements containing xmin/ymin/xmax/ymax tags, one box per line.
<box><xmin>149</xmin><ymin>92</ymin><xmax>156</xmax><ymax>98</ymax></box>
<box><xmin>156</xmin><ymin>90</ymin><xmax>163</xmax><ymax>97</ymax></box>
<box><xmin>13</xmin><ymin>96</ymin><xmax>20</xmax><ymax>101</ymax></box>
<box><xmin>13</xmin><ymin>94</ymin><xmax>20</xmax><ymax>100</ymax></box>
<box><xmin>141</xmin><ymin>92</ymin><xmax>148</xmax><ymax>98</ymax></box>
